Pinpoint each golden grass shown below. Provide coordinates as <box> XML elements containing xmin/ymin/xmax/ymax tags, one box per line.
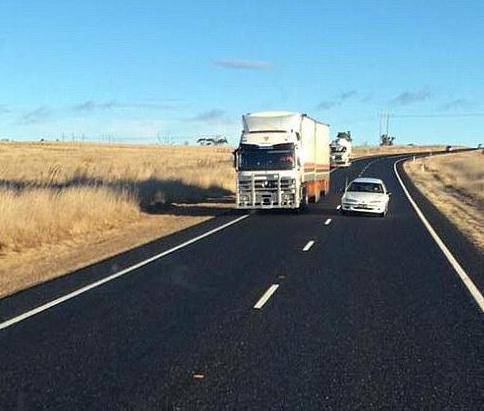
<box><xmin>352</xmin><ymin>145</ymin><xmax>446</xmax><ymax>158</ymax></box>
<box><xmin>0</xmin><ymin>143</ymin><xmax>234</xmax><ymax>253</ymax></box>
<box><xmin>405</xmin><ymin>150</ymin><xmax>484</xmax><ymax>251</ymax></box>
<box><xmin>0</xmin><ymin>186</ymin><xmax>139</xmax><ymax>252</ymax></box>
<box><xmin>0</xmin><ymin>141</ymin><xmax>446</xmax><ymax>297</ymax></box>
<box><xmin>0</xmin><ymin>142</ymin><xmax>234</xmax><ymax>194</ymax></box>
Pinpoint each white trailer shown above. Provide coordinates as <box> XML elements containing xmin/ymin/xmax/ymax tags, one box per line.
<box><xmin>330</xmin><ymin>133</ymin><xmax>352</xmax><ymax>167</ymax></box>
<box><xmin>234</xmin><ymin>111</ymin><xmax>330</xmax><ymax>209</ymax></box>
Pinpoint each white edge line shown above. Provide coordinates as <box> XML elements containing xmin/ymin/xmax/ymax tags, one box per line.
<box><xmin>394</xmin><ymin>158</ymin><xmax>484</xmax><ymax>313</ymax></box>
<box><xmin>0</xmin><ymin>214</ymin><xmax>250</xmax><ymax>331</ymax></box>
<box><xmin>325</xmin><ymin>218</ymin><xmax>332</xmax><ymax>225</ymax></box>
<box><xmin>303</xmin><ymin>240</ymin><xmax>315</xmax><ymax>251</ymax></box>
<box><xmin>254</xmin><ymin>284</ymin><xmax>279</xmax><ymax>309</ymax></box>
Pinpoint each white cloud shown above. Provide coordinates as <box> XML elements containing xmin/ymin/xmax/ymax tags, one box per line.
<box><xmin>214</xmin><ymin>59</ymin><xmax>273</xmax><ymax>70</ymax></box>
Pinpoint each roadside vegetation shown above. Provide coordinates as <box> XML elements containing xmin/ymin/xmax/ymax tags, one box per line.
<box><xmin>405</xmin><ymin>150</ymin><xmax>483</xmax><ymax>251</ymax></box>
<box><xmin>352</xmin><ymin>145</ymin><xmax>445</xmax><ymax>158</ymax></box>
<box><xmin>0</xmin><ymin>143</ymin><xmax>234</xmax><ymax>253</ymax></box>
<box><xmin>0</xmin><ymin>141</ymin><xmax>446</xmax><ymax>297</ymax></box>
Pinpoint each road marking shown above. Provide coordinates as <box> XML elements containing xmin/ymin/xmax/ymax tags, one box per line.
<box><xmin>394</xmin><ymin>158</ymin><xmax>484</xmax><ymax>313</ymax></box>
<box><xmin>303</xmin><ymin>240</ymin><xmax>315</xmax><ymax>251</ymax></box>
<box><xmin>324</xmin><ymin>218</ymin><xmax>332</xmax><ymax>225</ymax></box>
<box><xmin>0</xmin><ymin>214</ymin><xmax>250</xmax><ymax>331</ymax></box>
<box><xmin>254</xmin><ymin>284</ymin><xmax>279</xmax><ymax>309</ymax></box>
<box><xmin>192</xmin><ymin>373</ymin><xmax>205</xmax><ymax>380</ymax></box>
<box><xmin>336</xmin><ymin>205</ymin><xmax>341</xmax><ymax>210</ymax></box>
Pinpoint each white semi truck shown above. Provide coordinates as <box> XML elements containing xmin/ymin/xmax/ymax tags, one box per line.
<box><xmin>234</xmin><ymin>111</ymin><xmax>330</xmax><ymax>209</ymax></box>
<box><xmin>330</xmin><ymin>131</ymin><xmax>352</xmax><ymax>168</ymax></box>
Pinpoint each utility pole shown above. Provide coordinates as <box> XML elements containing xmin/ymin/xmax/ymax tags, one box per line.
<box><xmin>379</xmin><ymin>112</ymin><xmax>383</xmax><ymax>138</ymax></box>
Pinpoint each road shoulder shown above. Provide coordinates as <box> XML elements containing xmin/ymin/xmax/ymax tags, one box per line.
<box><xmin>398</xmin><ymin>158</ymin><xmax>484</xmax><ymax>297</ymax></box>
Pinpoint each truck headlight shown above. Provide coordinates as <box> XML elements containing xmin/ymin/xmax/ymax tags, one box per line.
<box><xmin>282</xmin><ymin>178</ymin><xmax>296</xmax><ymax>187</ymax></box>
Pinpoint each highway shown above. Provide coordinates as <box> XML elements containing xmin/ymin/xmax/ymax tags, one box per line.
<box><xmin>0</xmin><ymin>154</ymin><xmax>483</xmax><ymax>410</ymax></box>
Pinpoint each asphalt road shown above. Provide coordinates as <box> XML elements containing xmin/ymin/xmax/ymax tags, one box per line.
<box><xmin>0</xmin><ymin>153</ymin><xmax>483</xmax><ymax>410</ymax></box>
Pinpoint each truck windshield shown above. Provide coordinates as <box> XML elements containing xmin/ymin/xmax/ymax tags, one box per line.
<box><xmin>238</xmin><ymin>143</ymin><xmax>295</xmax><ymax>171</ymax></box>
<box><xmin>331</xmin><ymin>146</ymin><xmax>347</xmax><ymax>153</ymax></box>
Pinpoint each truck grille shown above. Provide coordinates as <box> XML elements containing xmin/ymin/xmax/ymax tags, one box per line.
<box><xmin>238</xmin><ymin>175</ymin><xmax>296</xmax><ymax>207</ymax></box>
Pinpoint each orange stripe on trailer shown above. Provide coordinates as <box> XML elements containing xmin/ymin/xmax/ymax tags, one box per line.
<box><xmin>307</xmin><ymin>179</ymin><xmax>329</xmax><ymax>197</ymax></box>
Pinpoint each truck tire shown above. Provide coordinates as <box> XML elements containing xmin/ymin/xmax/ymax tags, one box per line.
<box><xmin>314</xmin><ymin>191</ymin><xmax>320</xmax><ymax>204</ymax></box>
<box><xmin>299</xmin><ymin>187</ymin><xmax>309</xmax><ymax>211</ymax></box>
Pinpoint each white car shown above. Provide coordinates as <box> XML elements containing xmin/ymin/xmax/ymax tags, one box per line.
<box><xmin>341</xmin><ymin>177</ymin><xmax>390</xmax><ymax>217</ymax></box>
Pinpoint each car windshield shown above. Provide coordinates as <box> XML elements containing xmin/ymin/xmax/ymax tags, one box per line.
<box><xmin>347</xmin><ymin>182</ymin><xmax>384</xmax><ymax>193</ymax></box>
<box><xmin>238</xmin><ymin>143</ymin><xmax>295</xmax><ymax>171</ymax></box>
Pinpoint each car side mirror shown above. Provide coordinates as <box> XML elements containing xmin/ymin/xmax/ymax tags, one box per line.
<box><xmin>387</xmin><ymin>192</ymin><xmax>392</xmax><ymax>196</ymax></box>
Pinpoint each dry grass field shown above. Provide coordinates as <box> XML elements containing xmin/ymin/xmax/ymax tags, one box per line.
<box><xmin>0</xmin><ymin>141</ymin><xmax>446</xmax><ymax>297</ymax></box>
<box><xmin>0</xmin><ymin>143</ymin><xmax>234</xmax><ymax>252</ymax></box>
<box><xmin>405</xmin><ymin>150</ymin><xmax>484</xmax><ymax>251</ymax></box>
<box><xmin>352</xmin><ymin>145</ymin><xmax>446</xmax><ymax>158</ymax></box>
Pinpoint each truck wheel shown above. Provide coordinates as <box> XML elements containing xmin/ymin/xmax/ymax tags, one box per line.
<box><xmin>299</xmin><ymin>187</ymin><xmax>309</xmax><ymax>210</ymax></box>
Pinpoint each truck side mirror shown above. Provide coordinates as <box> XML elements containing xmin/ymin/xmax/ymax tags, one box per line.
<box><xmin>232</xmin><ymin>150</ymin><xmax>238</xmax><ymax>169</ymax></box>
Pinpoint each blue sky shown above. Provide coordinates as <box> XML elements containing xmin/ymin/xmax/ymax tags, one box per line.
<box><xmin>1</xmin><ymin>0</ymin><xmax>483</xmax><ymax>146</ymax></box>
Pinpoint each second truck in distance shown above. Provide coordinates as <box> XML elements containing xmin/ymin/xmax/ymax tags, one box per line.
<box><xmin>330</xmin><ymin>131</ymin><xmax>352</xmax><ymax>168</ymax></box>
<box><xmin>234</xmin><ymin>111</ymin><xmax>330</xmax><ymax>210</ymax></box>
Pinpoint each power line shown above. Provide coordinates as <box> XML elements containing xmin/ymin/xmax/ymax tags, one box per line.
<box><xmin>388</xmin><ymin>113</ymin><xmax>484</xmax><ymax>118</ymax></box>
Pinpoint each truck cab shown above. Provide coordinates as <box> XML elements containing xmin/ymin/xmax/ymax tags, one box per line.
<box><xmin>330</xmin><ymin>132</ymin><xmax>352</xmax><ymax>168</ymax></box>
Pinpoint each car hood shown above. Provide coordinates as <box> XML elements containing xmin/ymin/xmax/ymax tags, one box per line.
<box><xmin>343</xmin><ymin>192</ymin><xmax>387</xmax><ymax>202</ymax></box>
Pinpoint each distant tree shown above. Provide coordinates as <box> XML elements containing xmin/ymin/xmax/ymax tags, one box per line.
<box><xmin>214</xmin><ymin>136</ymin><xmax>228</xmax><ymax>145</ymax></box>
<box><xmin>197</xmin><ymin>136</ymin><xmax>228</xmax><ymax>146</ymax></box>
<box><xmin>379</xmin><ymin>134</ymin><xmax>395</xmax><ymax>146</ymax></box>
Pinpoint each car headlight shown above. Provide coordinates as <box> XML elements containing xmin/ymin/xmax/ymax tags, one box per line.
<box><xmin>343</xmin><ymin>198</ymin><xmax>357</xmax><ymax>203</ymax></box>
<box><xmin>370</xmin><ymin>199</ymin><xmax>385</xmax><ymax>204</ymax></box>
